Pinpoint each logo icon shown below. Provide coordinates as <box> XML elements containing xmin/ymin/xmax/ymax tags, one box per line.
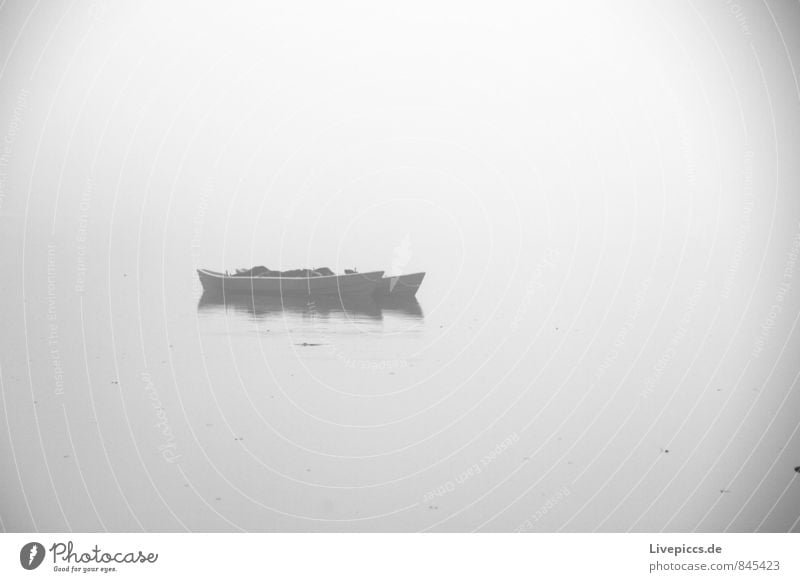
<box><xmin>389</xmin><ymin>235</ymin><xmax>412</xmax><ymax>292</ymax></box>
<box><xmin>20</xmin><ymin>542</ymin><xmax>45</xmax><ymax>570</ymax></box>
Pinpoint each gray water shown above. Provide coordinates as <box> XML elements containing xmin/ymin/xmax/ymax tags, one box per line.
<box><xmin>1</xmin><ymin>0</ymin><xmax>800</xmax><ymax>532</ymax></box>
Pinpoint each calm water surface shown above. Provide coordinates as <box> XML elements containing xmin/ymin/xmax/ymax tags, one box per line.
<box><xmin>2</xmin><ymin>212</ymin><xmax>799</xmax><ymax>532</ymax></box>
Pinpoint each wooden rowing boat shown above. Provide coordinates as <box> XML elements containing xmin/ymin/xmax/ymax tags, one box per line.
<box><xmin>197</xmin><ymin>269</ymin><xmax>384</xmax><ymax>296</ymax></box>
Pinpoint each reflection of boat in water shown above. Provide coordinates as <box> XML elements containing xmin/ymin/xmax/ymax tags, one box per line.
<box><xmin>197</xmin><ymin>269</ymin><xmax>384</xmax><ymax>296</ymax></box>
<box><xmin>375</xmin><ymin>294</ymin><xmax>424</xmax><ymax>318</ymax></box>
<box><xmin>375</xmin><ymin>272</ymin><xmax>425</xmax><ymax>297</ymax></box>
<box><xmin>198</xmin><ymin>291</ymin><xmax>424</xmax><ymax>321</ymax></box>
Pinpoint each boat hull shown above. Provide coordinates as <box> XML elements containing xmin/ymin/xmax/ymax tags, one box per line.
<box><xmin>374</xmin><ymin>272</ymin><xmax>425</xmax><ymax>297</ymax></box>
<box><xmin>197</xmin><ymin>269</ymin><xmax>383</xmax><ymax>296</ymax></box>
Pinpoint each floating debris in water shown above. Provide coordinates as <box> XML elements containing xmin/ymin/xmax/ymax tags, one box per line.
<box><xmin>296</xmin><ymin>342</ymin><xmax>324</xmax><ymax>347</ymax></box>
<box><xmin>795</xmin><ymin>466</ymin><xmax>800</xmax><ymax>474</ymax></box>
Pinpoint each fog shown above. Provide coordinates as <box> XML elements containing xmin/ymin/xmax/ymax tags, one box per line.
<box><xmin>1</xmin><ymin>0</ymin><xmax>799</xmax><ymax>532</ymax></box>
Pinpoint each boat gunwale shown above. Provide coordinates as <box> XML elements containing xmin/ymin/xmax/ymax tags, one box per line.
<box><xmin>197</xmin><ymin>268</ymin><xmax>385</xmax><ymax>281</ymax></box>
<box><xmin>380</xmin><ymin>272</ymin><xmax>425</xmax><ymax>279</ymax></box>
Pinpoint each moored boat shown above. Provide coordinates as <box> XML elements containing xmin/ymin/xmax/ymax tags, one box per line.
<box><xmin>197</xmin><ymin>269</ymin><xmax>384</xmax><ymax>296</ymax></box>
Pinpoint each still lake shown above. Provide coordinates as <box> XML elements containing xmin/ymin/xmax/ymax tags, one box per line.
<box><xmin>2</xmin><ymin>190</ymin><xmax>799</xmax><ymax>532</ymax></box>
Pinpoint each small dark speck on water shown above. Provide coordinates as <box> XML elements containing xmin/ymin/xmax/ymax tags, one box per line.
<box><xmin>111</xmin><ymin>381</ymin><xmax>118</xmax><ymax>385</ymax></box>
<box><xmin>63</xmin><ymin>455</ymin><xmax>69</xmax><ymax>459</ymax></box>
<box><xmin>428</xmin><ymin>505</ymin><xmax>438</xmax><ymax>510</ymax></box>
<box><xmin>234</xmin><ymin>437</ymin><xmax>243</xmax><ymax>441</ymax></box>
<box><xmin>215</xmin><ymin>497</ymin><xmax>221</xmax><ymax>501</ymax></box>
<box><xmin>794</xmin><ymin>466</ymin><xmax>800</xmax><ymax>474</ymax></box>
<box><xmin>297</xmin><ymin>342</ymin><xmax>324</xmax><ymax>347</ymax></box>
<box><xmin>720</xmin><ymin>489</ymin><xmax>731</xmax><ymax>494</ymax></box>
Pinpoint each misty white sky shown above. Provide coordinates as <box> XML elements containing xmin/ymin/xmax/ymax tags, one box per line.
<box><xmin>3</xmin><ymin>0</ymin><xmax>792</xmax><ymax>274</ymax></box>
